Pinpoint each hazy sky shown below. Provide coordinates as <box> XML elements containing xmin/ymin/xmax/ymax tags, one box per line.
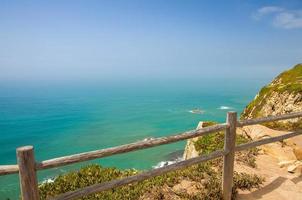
<box><xmin>1</xmin><ymin>0</ymin><xmax>302</xmax><ymax>82</ymax></box>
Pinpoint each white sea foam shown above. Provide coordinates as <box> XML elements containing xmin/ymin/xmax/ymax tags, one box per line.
<box><xmin>218</xmin><ymin>106</ymin><xmax>233</xmax><ymax>110</ymax></box>
<box><xmin>152</xmin><ymin>157</ymin><xmax>183</xmax><ymax>169</ymax></box>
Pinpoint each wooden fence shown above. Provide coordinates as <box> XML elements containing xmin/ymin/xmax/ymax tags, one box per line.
<box><xmin>1</xmin><ymin>111</ymin><xmax>302</xmax><ymax>200</ymax></box>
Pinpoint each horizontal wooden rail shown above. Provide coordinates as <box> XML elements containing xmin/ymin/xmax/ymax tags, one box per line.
<box><xmin>36</xmin><ymin>124</ymin><xmax>228</xmax><ymax>170</ymax></box>
<box><xmin>0</xmin><ymin>124</ymin><xmax>227</xmax><ymax>176</ymax></box>
<box><xmin>51</xmin><ymin>150</ymin><xmax>226</xmax><ymax>200</ymax></box>
<box><xmin>0</xmin><ymin>165</ymin><xmax>19</xmax><ymax>176</ymax></box>
<box><xmin>1</xmin><ymin>111</ymin><xmax>302</xmax><ymax>200</ymax></box>
<box><xmin>238</xmin><ymin>111</ymin><xmax>302</xmax><ymax>127</ymax></box>
<box><xmin>235</xmin><ymin>130</ymin><xmax>302</xmax><ymax>152</ymax></box>
<box><xmin>1</xmin><ymin>111</ymin><xmax>301</xmax><ymax>176</ymax></box>
<box><xmin>49</xmin><ymin>117</ymin><xmax>302</xmax><ymax>200</ymax></box>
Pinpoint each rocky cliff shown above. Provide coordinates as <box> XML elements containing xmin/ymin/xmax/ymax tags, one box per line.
<box><xmin>183</xmin><ymin>63</ymin><xmax>302</xmax><ymax>165</ymax></box>
<box><xmin>183</xmin><ymin>121</ymin><xmax>204</xmax><ymax>160</ymax></box>
<box><xmin>241</xmin><ymin>63</ymin><xmax>302</xmax><ymax>130</ymax></box>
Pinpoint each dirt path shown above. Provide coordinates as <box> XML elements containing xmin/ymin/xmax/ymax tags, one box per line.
<box><xmin>237</xmin><ymin>154</ymin><xmax>302</xmax><ymax>200</ymax></box>
<box><xmin>235</xmin><ymin>125</ymin><xmax>302</xmax><ymax>200</ymax></box>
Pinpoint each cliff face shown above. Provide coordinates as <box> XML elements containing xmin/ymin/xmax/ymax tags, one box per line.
<box><xmin>183</xmin><ymin>121</ymin><xmax>224</xmax><ymax>160</ymax></box>
<box><xmin>241</xmin><ymin>64</ymin><xmax>302</xmax><ymax>130</ymax></box>
<box><xmin>183</xmin><ymin>122</ymin><xmax>204</xmax><ymax>160</ymax></box>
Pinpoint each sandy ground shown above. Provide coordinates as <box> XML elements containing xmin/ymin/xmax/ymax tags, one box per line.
<box><xmin>237</xmin><ymin>154</ymin><xmax>302</xmax><ymax>200</ymax></box>
<box><xmin>236</xmin><ymin>125</ymin><xmax>302</xmax><ymax>200</ymax></box>
<box><xmin>293</xmin><ymin>134</ymin><xmax>302</xmax><ymax>147</ymax></box>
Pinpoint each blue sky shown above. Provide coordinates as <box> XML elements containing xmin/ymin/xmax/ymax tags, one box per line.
<box><xmin>0</xmin><ymin>0</ymin><xmax>302</xmax><ymax>82</ymax></box>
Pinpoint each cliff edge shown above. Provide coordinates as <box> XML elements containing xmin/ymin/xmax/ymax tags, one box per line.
<box><xmin>183</xmin><ymin>64</ymin><xmax>302</xmax><ymax>199</ymax></box>
<box><xmin>241</xmin><ymin>63</ymin><xmax>302</xmax><ymax>130</ymax></box>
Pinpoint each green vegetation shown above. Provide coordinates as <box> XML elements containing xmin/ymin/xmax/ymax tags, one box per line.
<box><xmin>241</xmin><ymin>64</ymin><xmax>302</xmax><ymax>130</ymax></box>
<box><xmin>39</xmin><ymin>121</ymin><xmax>263</xmax><ymax>200</ymax></box>
<box><xmin>39</xmin><ymin>162</ymin><xmax>263</xmax><ymax>200</ymax></box>
<box><xmin>274</xmin><ymin>63</ymin><xmax>302</xmax><ymax>93</ymax></box>
<box><xmin>194</xmin><ymin>121</ymin><xmax>258</xmax><ymax>168</ymax></box>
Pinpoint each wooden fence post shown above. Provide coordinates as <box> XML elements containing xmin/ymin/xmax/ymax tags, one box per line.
<box><xmin>222</xmin><ymin>111</ymin><xmax>237</xmax><ymax>200</ymax></box>
<box><xmin>17</xmin><ymin>146</ymin><xmax>39</xmax><ymax>200</ymax></box>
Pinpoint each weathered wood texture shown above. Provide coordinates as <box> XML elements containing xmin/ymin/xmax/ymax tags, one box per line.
<box><xmin>238</xmin><ymin>111</ymin><xmax>302</xmax><ymax>127</ymax></box>
<box><xmin>36</xmin><ymin>124</ymin><xmax>228</xmax><ymax>170</ymax></box>
<box><xmin>0</xmin><ymin>165</ymin><xmax>18</xmax><ymax>176</ymax></box>
<box><xmin>17</xmin><ymin>146</ymin><xmax>39</xmax><ymax>200</ymax></box>
<box><xmin>50</xmin><ymin>150</ymin><xmax>226</xmax><ymax>200</ymax></box>
<box><xmin>222</xmin><ymin>112</ymin><xmax>237</xmax><ymax>200</ymax></box>
<box><xmin>235</xmin><ymin>130</ymin><xmax>302</xmax><ymax>152</ymax></box>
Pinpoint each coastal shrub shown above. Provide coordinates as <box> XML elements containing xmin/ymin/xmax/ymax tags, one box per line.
<box><xmin>39</xmin><ymin>162</ymin><xmax>263</xmax><ymax>200</ymax></box>
<box><xmin>194</xmin><ymin>121</ymin><xmax>258</xmax><ymax>167</ymax></box>
<box><xmin>233</xmin><ymin>172</ymin><xmax>264</xmax><ymax>191</ymax></box>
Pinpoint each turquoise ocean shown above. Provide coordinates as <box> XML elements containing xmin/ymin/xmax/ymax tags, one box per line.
<box><xmin>0</xmin><ymin>78</ymin><xmax>268</xmax><ymax>199</ymax></box>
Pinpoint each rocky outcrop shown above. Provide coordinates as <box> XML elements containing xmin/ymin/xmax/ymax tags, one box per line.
<box><xmin>183</xmin><ymin>122</ymin><xmax>203</xmax><ymax>160</ymax></box>
<box><xmin>239</xmin><ymin>125</ymin><xmax>302</xmax><ymax>164</ymax></box>
<box><xmin>241</xmin><ymin>64</ymin><xmax>302</xmax><ymax>130</ymax></box>
<box><xmin>183</xmin><ymin>122</ymin><xmax>302</xmax><ymax>172</ymax></box>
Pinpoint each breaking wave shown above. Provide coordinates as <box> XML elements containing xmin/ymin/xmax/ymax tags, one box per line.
<box><xmin>218</xmin><ymin>106</ymin><xmax>233</xmax><ymax>110</ymax></box>
<box><xmin>152</xmin><ymin>157</ymin><xmax>183</xmax><ymax>169</ymax></box>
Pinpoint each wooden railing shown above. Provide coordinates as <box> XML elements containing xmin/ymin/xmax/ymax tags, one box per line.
<box><xmin>1</xmin><ymin>111</ymin><xmax>302</xmax><ymax>200</ymax></box>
